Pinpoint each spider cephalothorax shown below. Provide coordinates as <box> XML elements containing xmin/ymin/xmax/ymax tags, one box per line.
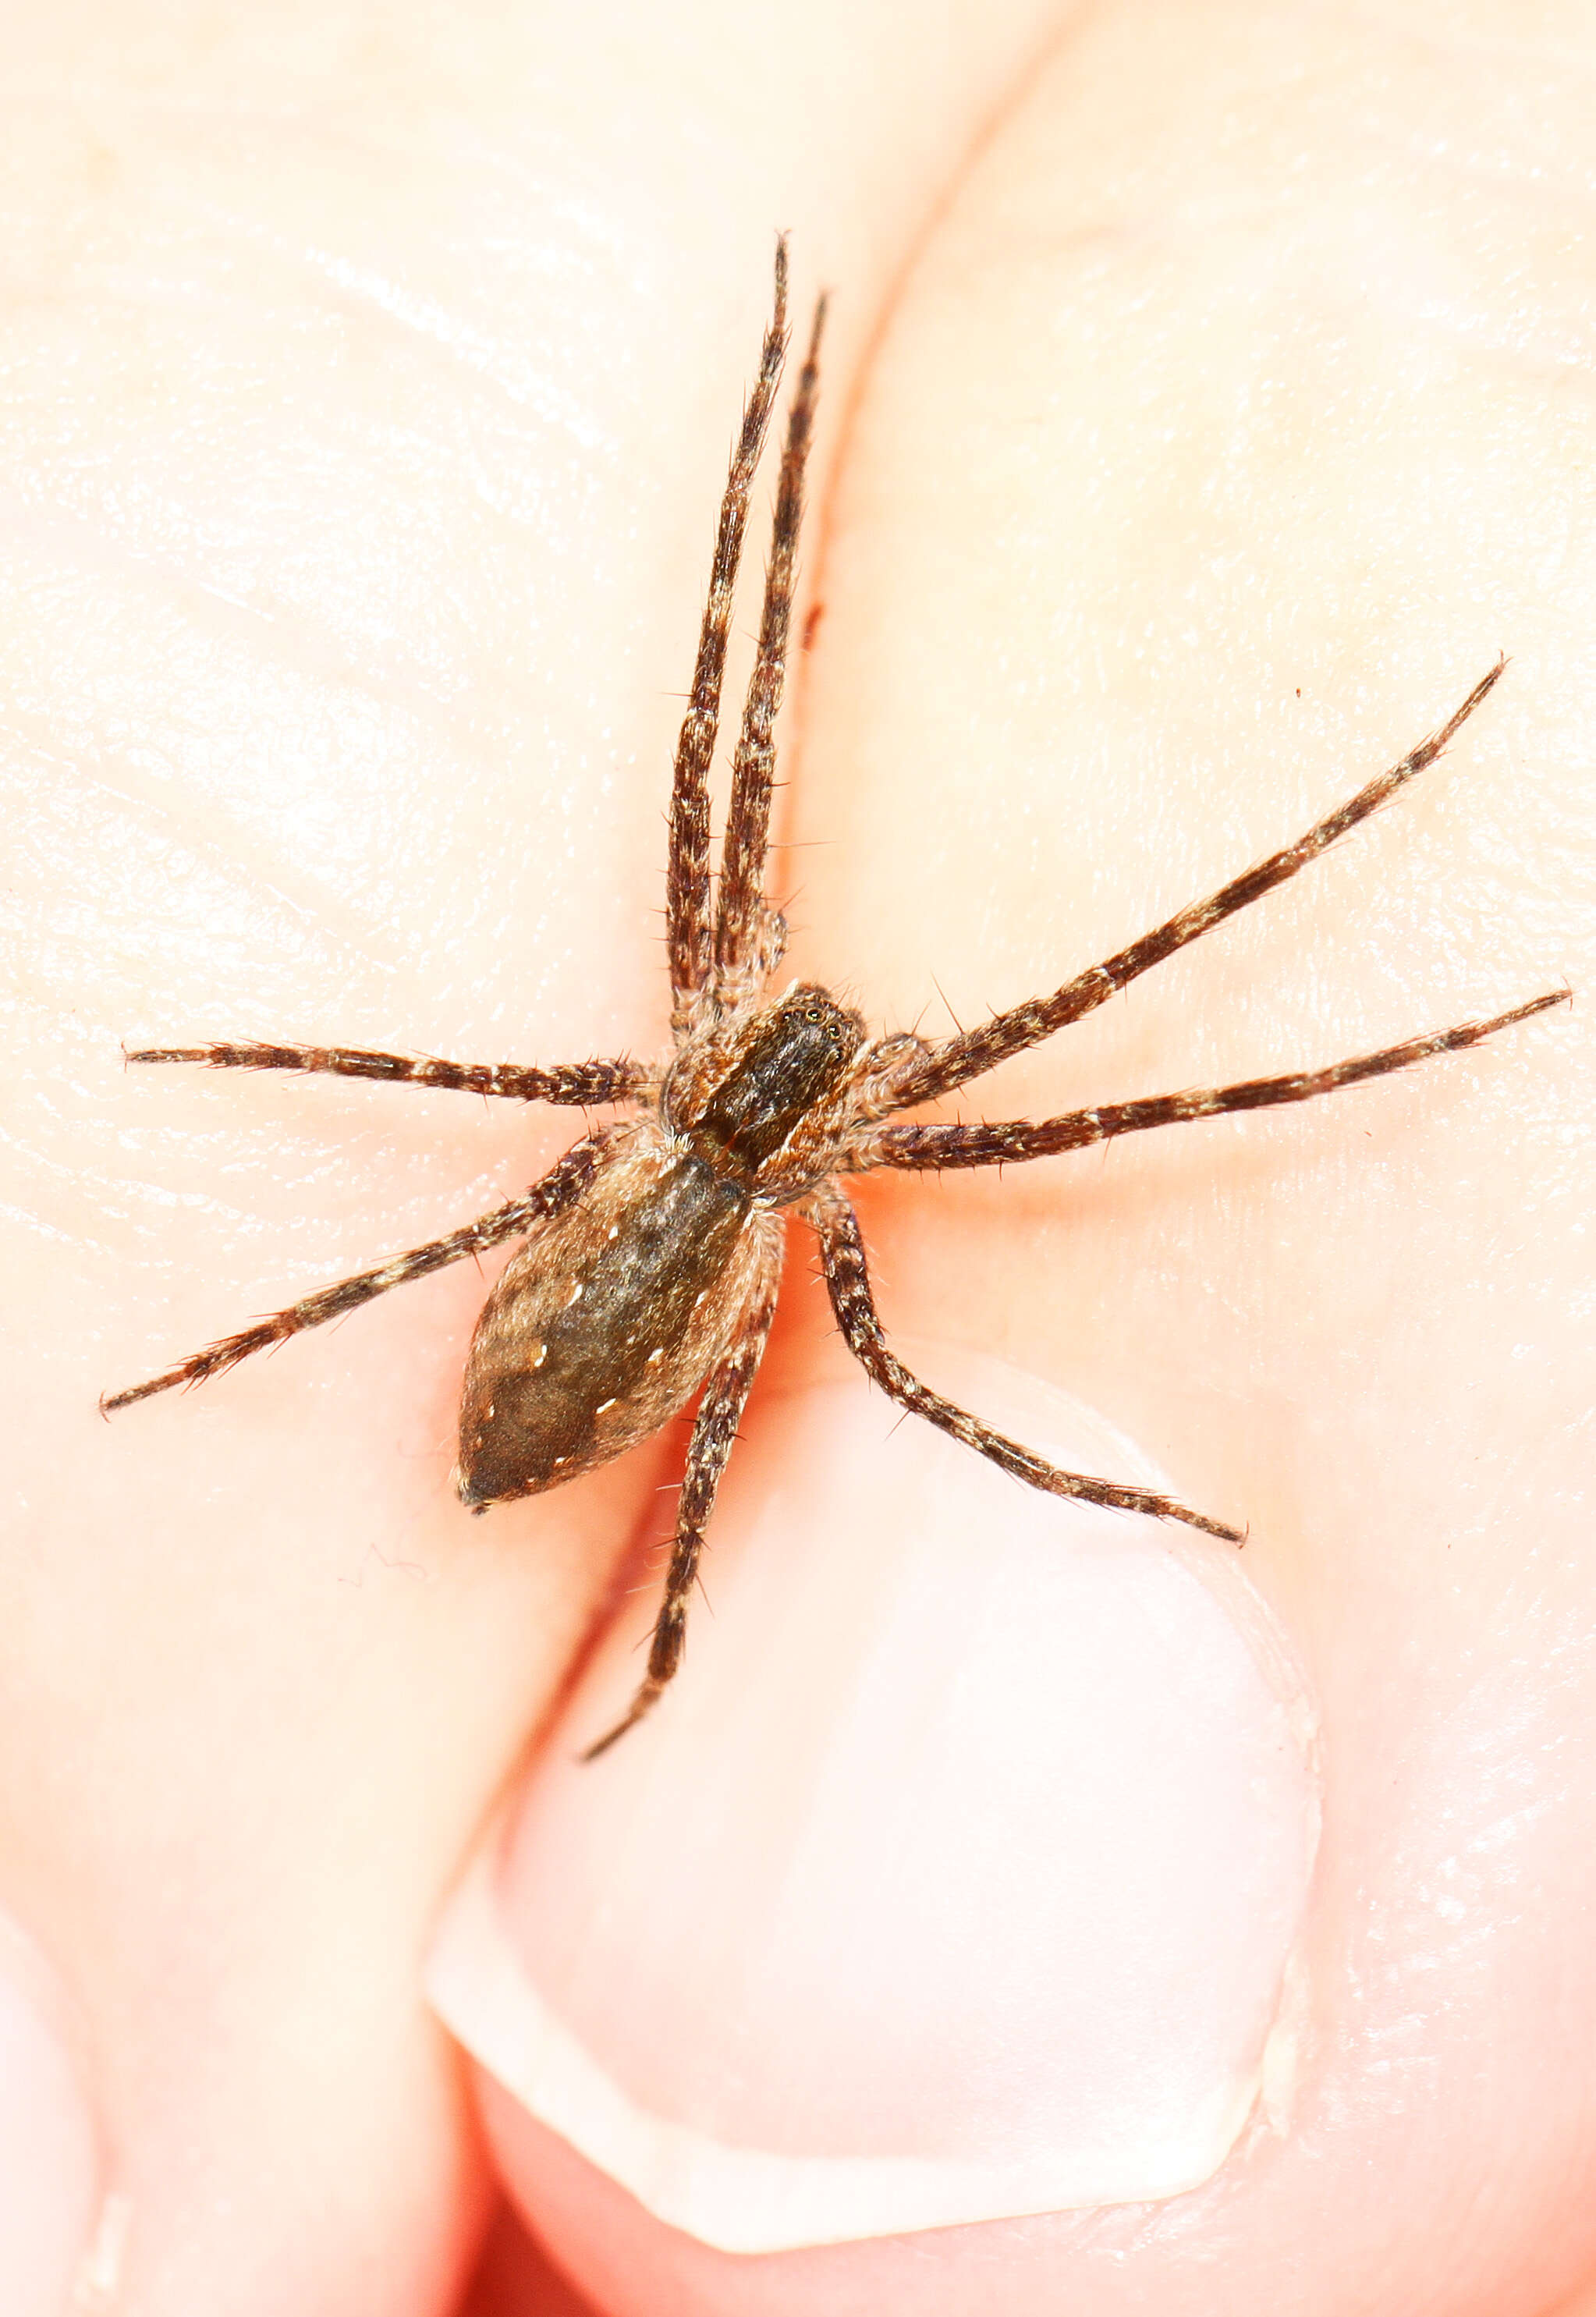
<box><xmin>107</xmin><ymin>242</ymin><xmax>1566</xmax><ymax>1755</ymax></box>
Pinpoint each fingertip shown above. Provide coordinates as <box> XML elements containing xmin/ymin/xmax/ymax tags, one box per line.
<box><xmin>429</xmin><ymin>1346</ymin><xmax>1320</xmax><ymax>2296</ymax></box>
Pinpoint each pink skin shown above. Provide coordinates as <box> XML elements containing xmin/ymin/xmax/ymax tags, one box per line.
<box><xmin>2</xmin><ymin>2</ymin><xmax>1592</xmax><ymax>2313</ymax></box>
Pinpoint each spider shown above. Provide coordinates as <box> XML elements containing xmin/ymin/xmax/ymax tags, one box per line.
<box><xmin>105</xmin><ymin>240</ymin><xmax>1567</xmax><ymax>1758</ymax></box>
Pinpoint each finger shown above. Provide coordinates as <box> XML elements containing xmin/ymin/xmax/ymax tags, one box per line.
<box><xmin>3</xmin><ymin>4</ymin><xmax>1083</xmax><ymax>2314</ymax></box>
<box><xmin>780</xmin><ymin>0</ymin><xmax>1596</xmax><ymax>2310</ymax></box>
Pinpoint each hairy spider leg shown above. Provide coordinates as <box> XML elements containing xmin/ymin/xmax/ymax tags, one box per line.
<box><xmin>807</xmin><ymin>1188</ymin><xmax>1243</xmax><ymax>1544</ymax></box>
<box><xmin>101</xmin><ymin>1133</ymin><xmax>614</xmax><ymax>1412</ymax></box>
<box><xmin>712</xmin><ymin>290</ymin><xmax>828</xmax><ymax>995</ymax></box>
<box><xmin>665</xmin><ymin>243</ymin><xmax>791</xmax><ymax>1028</ymax></box>
<box><xmin>881</xmin><ymin>661</ymin><xmax>1509</xmax><ymax>1114</ymax></box>
<box><xmin>852</xmin><ymin>991</ymin><xmax>1569</xmax><ymax>1175</ymax></box>
<box><xmin>125</xmin><ymin>1041</ymin><xmax>645</xmax><ymax>1105</ymax></box>
<box><xmin>580</xmin><ymin>1232</ymin><xmax>784</xmax><ymax>1758</ymax></box>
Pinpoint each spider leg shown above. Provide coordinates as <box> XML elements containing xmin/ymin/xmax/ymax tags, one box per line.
<box><xmin>882</xmin><ymin>662</ymin><xmax>1509</xmax><ymax>1112</ymax></box>
<box><xmin>807</xmin><ymin>1186</ymin><xmax>1241</xmax><ymax>1544</ymax></box>
<box><xmin>712</xmin><ymin>289</ymin><xmax>827</xmax><ymax>995</ymax></box>
<box><xmin>101</xmin><ymin>1130</ymin><xmax>613</xmax><ymax>1413</ymax></box>
<box><xmin>580</xmin><ymin>1236</ymin><xmax>782</xmax><ymax>1759</ymax></box>
<box><xmin>126</xmin><ymin>1041</ymin><xmax>646</xmax><ymax>1105</ymax></box>
<box><xmin>666</xmin><ymin>243</ymin><xmax>790</xmax><ymax>1031</ymax></box>
<box><xmin>846</xmin><ymin>990</ymin><xmax>1569</xmax><ymax>1175</ymax></box>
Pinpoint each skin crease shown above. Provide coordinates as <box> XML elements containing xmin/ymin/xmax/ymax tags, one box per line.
<box><xmin>0</xmin><ymin>2</ymin><xmax>1591</xmax><ymax>2315</ymax></box>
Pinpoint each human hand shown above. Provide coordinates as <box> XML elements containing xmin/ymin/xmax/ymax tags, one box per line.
<box><xmin>3</xmin><ymin>2</ymin><xmax>1591</xmax><ymax>2314</ymax></box>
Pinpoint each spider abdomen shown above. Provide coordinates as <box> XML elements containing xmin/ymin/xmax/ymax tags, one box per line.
<box><xmin>454</xmin><ymin>1125</ymin><xmax>767</xmax><ymax>1510</ymax></box>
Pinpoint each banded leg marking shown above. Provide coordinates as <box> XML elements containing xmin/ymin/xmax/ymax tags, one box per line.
<box><xmin>809</xmin><ymin>1188</ymin><xmax>1241</xmax><ymax>1544</ymax></box>
<box><xmin>126</xmin><ymin>1041</ymin><xmax>645</xmax><ymax>1106</ymax></box>
<box><xmin>581</xmin><ymin>1244</ymin><xmax>782</xmax><ymax>1758</ymax></box>
<box><xmin>102</xmin><ymin>1134</ymin><xmax>612</xmax><ymax>1413</ymax></box>
<box><xmin>852</xmin><ymin>992</ymin><xmax>1570</xmax><ymax>1175</ymax></box>
<box><xmin>881</xmin><ymin>664</ymin><xmax>1510</xmax><ymax>1112</ymax></box>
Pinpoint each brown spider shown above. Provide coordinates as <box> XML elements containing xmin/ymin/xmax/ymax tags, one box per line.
<box><xmin>105</xmin><ymin>241</ymin><xmax>1567</xmax><ymax>1758</ymax></box>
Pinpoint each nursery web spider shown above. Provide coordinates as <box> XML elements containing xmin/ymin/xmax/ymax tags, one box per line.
<box><xmin>106</xmin><ymin>241</ymin><xmax>1567</xmax><ymax>1757</ymax></box>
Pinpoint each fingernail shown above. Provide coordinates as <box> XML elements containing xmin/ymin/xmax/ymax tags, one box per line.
<box><xmin>0</xmin><ymin>1913</ymin><xmax>103</xmax><ymax>2315</ymax></box>
<box><xmin>428</xmin><ymin>1343</ymin><xmax>1320</xmax><ymax>2252</ymax></box>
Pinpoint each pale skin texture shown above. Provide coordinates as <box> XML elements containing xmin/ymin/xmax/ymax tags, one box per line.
<box><xmin>2</xmin><ymin>1</ymin><xmax>1594</xmax><ymax>2313</ymax></box>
